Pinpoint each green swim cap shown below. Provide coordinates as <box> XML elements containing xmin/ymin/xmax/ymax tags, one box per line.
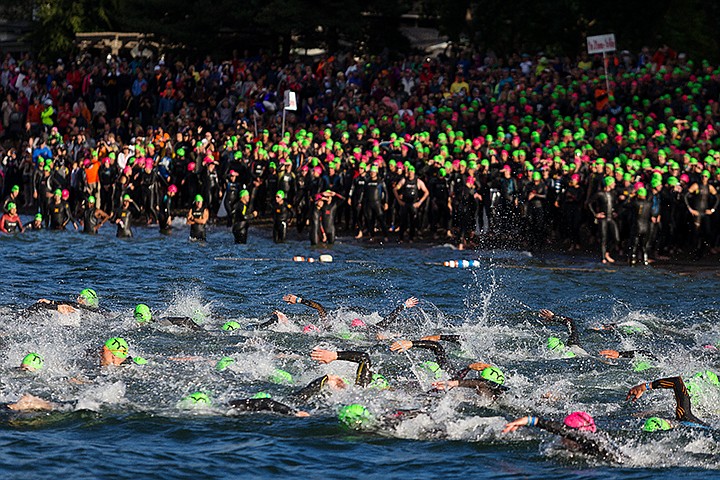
<box><xmin>369</xmin><ymin>373</ymin><xmax>389</xmax><ymax>390</ymax></box>
<box><xmin>480</xmin><ymin>366</ymin><xmax>505</xmax><ymax>385</ymax></box>
<box><xmin>633</xmin><ymin>360</ymin><xmax>653</xmax><ymax>372</ymax></box>
<box><xmin>6</xmin><ymin>202</ymin><xmax>16</xmax><ymax>211</ymax></box>
<box><xmin>21</xmin><ymin>353</ymin><xmax>44</xmax><ymax>371</ymax></box>
<box><xmin>216</xmin><ymin>356</ymin><xmax>235</xmax><ymax>371</ymax></box>
<box><xmin>11</xmin><ymin>185</ymin><xmax>19</xmax><ymax>192</ymax></box>
<box><xmin>547</xmin><ymin>336</ymin><xmax>564</xmax><ymax>351</ymax></box>
<box><xmin>54</xmin><ymin>189</ymin><xmax>62</xmax><ymax>196</ymax></box>
<box><xmin>182</xmin><ymin>391</ymin><xmax>211</xmax><ymax>405</ymax></box>
<box><xmin>532</xmin><ymin>171</ymin><xmax>541</xmax><ymax>181</ymax></box>
<box><xmin>419</xmin><ymin>361</ymin><xmax>443</xmax><ymax>379</ymax></box>
<box><xmin>276</xmin><ymin>190</ymin><xmax>285</xmax><ymax>199</ymax></box>
<box><xmin>122</xmin><ymin>194</ymin><xmax>131</xmax><ymax>201</ymax></box>
<box><xmin>88</xmin><ymin>195</ymin><xmax>96</xmax><ymax>203</ymax></box>
<box><xmin>636</xmin><ymin>187</ymin><xmax>647</xmax><ymax>197</ymax></box>
<box><xmin>693</xmin><ymin>370</ymin><xmax>720</xmax><ymax>386</ymax></box>
<box><xmin>252</xmin><ymin>392</ymin><xmax>272</xmax><ymax>399</ymax></box>
<box><xmin>134</xmin><ymin>304</ymin><xmax>152</xmax><ymax>323</ymax></box>
<box><xmin>194</xmin><ymin>194</ymin><xmax>203</xmax><ymax>203</ymax></box>
<box><xmin>221</xmin><ymin>321</ymin><xmax>241</xmax><ymax>331</ymax></box>
<box><xmin>132</xmin><ymin>356</ymin><xmax>147</xmax><ymax>365</ymax></box>
<box><xmin>240</xmin><ymin>189</ymin><xmax>249</xmax><ymax>197</ymax></box>
<box><xmin>604</xmin><ymin>176</ymin><xmax>615</xmax><ymax>187</ymax></box>
<box><xmin>620</xmin><ymin>324</ymin><xmax>645</xmax><ymax>335</ymax></box>
<box><xmin>79</xmin><ymin>288</ymin><xmax>98</xmax><ymax>308</ymax></box>
<box><xmin>35</xmin><ymin>213</ymin><xmax>42</xmax><ymax>221</ymax></box>
<box><xmin>338</xmin><ymin>404</ymin><xmax>372</xmax><ymax>429</ymax></box>
<box><xmin>642</xmin><ymin>417</ymin><xmax>672</xmax><ymax>432</ymax></box>
<box><xmin>271</xmin><ymin>369</ymin><xmax>293</xmax><ymax>384</ymax></box>
<box><xmin>105</xmin><ymin>337</ymin><xmax>129</xmax><ymax>359</ymax></box>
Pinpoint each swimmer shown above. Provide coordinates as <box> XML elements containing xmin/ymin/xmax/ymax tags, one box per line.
<box><xmin>503</xmin><ymin>411</ymin><xmax>622</xmax><ymax>462</ymax></box>
<box><xmin>627</xmin><ymin>376</ymin><xmax>709</xmax><ymax>428</ymax></box>
<box><xmin>133</xmin><ymin>304</ymin><xmax>203</xmax><ymax>331</ymax></box>
<box><xmin>0</xmin><ymin>202</ymin><xmax>24</xmax><ymax>233</ymax></box>
<box><xmin>310</xmin><ymin>348</ymin><xmax>389</xmax><ymax>389</ymax></box>
<box><xmin>187</xmin><ymin>194</ymin><xmax>209</xmax><ymax>241</ymax></box>
<box><xmin>30</xmin><ymin>288</ymin><xmax>101</xmax><ymax>315</ymax></box>
<box><xmin>101</xmin><ymin>337</ymin><xmax>147</xmax><ymax>367</ymax></box>
<box><xmin>228</xmin><ymin>394</ymin><xmax>309</xmax><ymax>417</ymax></box>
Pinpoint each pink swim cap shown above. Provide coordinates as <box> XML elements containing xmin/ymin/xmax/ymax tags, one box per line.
<box><xmin>303</xmin><ymin>324</ymin><xmax>319</xmax><ymax>333</ymax></box>
<box><xmin>168</xmin><ymin>184</ymin><xmax>178</xmax><ymax>194</ymax></box>
<box><xmin>313</xmin><ymin>166</ymin><xmax>322</xmax><ymax>175</ymax></box>
<box><xmin>61</xmin><ymin>189</ymin><xmax>70</xmax><ymax>199</ymax></box>
<box><xmin>123</xmin><ymin>166</ymin><xmax>132</xmax><ymax>176</ymax></box>
<box><xmin>187</xmin><ymin>162</ymin><xmax>196</xmax><ymax>172</ymax></box>
<box><xmin>563</xmin><ymin>411</ymin><xmax>596</xmax><ymax>432</ymax></box>
<box><xmin>350</xmin><ymin>318</ymin><xmax>366</xmax><ymax>328</ymax></box>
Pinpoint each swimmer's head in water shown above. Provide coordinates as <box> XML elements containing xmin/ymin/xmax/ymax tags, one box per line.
<box><xmin>215</xmin><ymin>356</ymin><xmax>235</xmax><ymax>371</ymax></box>
<box><xmin>104</xmin><ymin>337</ymin><xmax>129</xmax><ymax>359</ymax></box>
<box><xmin>182</xmin><ymin>392</ymin><xmax>211</xmax><ymax>405</ymax></box>
<box><xmin>481</xmin><ymin>366</ymin><xmax>505</xmax><ymax>385</ymax></box>
<box><xmin>252</xmin><ymin>392</ymin><xmax>272</xmax><ymax>399</ymax></box>
<box><xmin>21</xmin><ymin>353</ymin><xmax>44</xmax><ymax>371</ymax></box>
<box><xmin>563</xmin><ymin>411</ymin><xmax>596</xmax><ymax>433</ymax></box>
<box><xmin>271</xmin><ymin>369</ymin><xmax>293</xmax><ymax>385</ymax></box>
<box><xmin>79</xmin><ymin>288</ymin><xmax>98</xmax><ymax>308</ymax></box>
<box><xmin>632</xmin><ymin>360</ymin><xmax>653</xmax><ymax>372</ymax></box>
<box><xmin>221</xmin><ymin>321</ymin><xmax>241</xmax><ymax>331</ymax></box>
<box><xmin>369</xmin><ymin>373</ymin><xmax>389</xmax><ymax>390</ymax></box>
<box><xmin>134</xmin><ymin>304</ymin><xmax>152</xmax><ymax>323</ymax></box>
<box><xmin>419</xmin><ymin>361</ymin><xmax>443</xmax><ymax>379</ymax></box>
<box><xmin>338</xmin><ymin>404</ymin><xmax>373</xmax><ymax>429</ymax></box>
<box><xmin>350</xmin><ymin>318</ymin><xmax>366</xmax><ymax>328</ymax></box>
<box><xmin>547</xmin><ymin>336</ymin><xmax>564</xmax><ymax>351</ymax></box>
<box><xmin>643</xmin><ymin>417</ymin><xmax>672</xmax><ymax>432</ymax></box>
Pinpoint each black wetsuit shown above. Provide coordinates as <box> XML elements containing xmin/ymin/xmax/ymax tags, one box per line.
<box><xmin>629</xmin><ymin>197</ymin><xmax>652</xmax><ymax>264</ymax></box>
<box><xmin>589</xmin><ymin>190</ymin><xmax>619</xmax><ymax>260</ymax></box>
<box><xmin>272</xmin><ymin>201</ymin><xmax>293</xmax><ymax>243</ymax></box>
<box><xmin>48</xmin><ymin>200</ymin><xmax>73</xmax><ymax>230</ymax></box>
<box><xmin>189</xmin><ymin>205</ymin><xmax>207</xmax><ymax>241</ymax></box>
<box><xmin>531</xmin><ymin>417</ymin><xmax>622</xmax><ymax>463</ymax></box>
<box><xmin>398</xmin><ymin>177</ymin><xmax>420</xmax><ymax>241</ymax></box>
<box><xmin>349</xmin><ymin>173</ymin><xmax>367</xmax><ymax>234</ymax></box>
<box><xmin>158</xmin><ymin>193</ymin><xmax>173</xmax><ymax>233</ymax></box>
<box><xmin>228</xmin><ymin>397</ymin><xmax>298</xmax><ymax>416</ymax></box>
<box><xmin>363</xmin><ymin>177</ymin><xmax>388</xmax><ymax>238</ymax></box>
<box><xmin>648</xmin><ymin>376</ymin><xmax>707</xmax><ymax>426</ymax></box>
<box><xmin>232</xmin><ymin>200</ymin><xmax>254</xmax><ymax>244</ymax></box>
<box><xmin>320</xmin><ymin>196</ymin><xmax>339</xmax><ymax>244</ymax></box>
<box><xmin>154</xmin><ymin>316</ymin><xmax>202</xmax><ymax>331</ymax></box>
<box><xmin>82</xmin><ymin>206</ymin><xmax>100</xmax><ymax>234</ymax></box>
<box><xmin>224</xmin><ymin>179</ymin><xmax>241</xmax><ymax>227</ymax></box>
<box><xmin>115</xmin><ymin>206</ymin><xmax>134</xmax><ymax>238</ymax></box>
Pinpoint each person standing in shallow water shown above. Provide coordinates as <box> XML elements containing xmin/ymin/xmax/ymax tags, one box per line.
<box><xmin>187</xmin><ymin>194</ymin><xmax>209</xmax><ymax>241</ymax></box>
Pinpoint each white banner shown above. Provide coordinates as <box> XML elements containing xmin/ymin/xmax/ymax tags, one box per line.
<box><xmin>284</xmin><ymin>91</ymin><xmax>297</xmax><ymax>111</ymax></box>
<box><xmin>587</xmin><ymin>34</ymin><xmax>616</xmax><ymax>54</ymax></box>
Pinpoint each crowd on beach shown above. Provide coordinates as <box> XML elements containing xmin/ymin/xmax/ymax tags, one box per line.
<box><xmin>1</xmin><ymin>45</ymin><xmax>720</xmax><ymax>262</ymax></box>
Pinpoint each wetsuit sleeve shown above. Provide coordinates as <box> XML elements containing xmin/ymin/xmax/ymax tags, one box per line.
<box><xmin>554</xmin><ymin>315</ymin><xmax>581</xmax><ymax>347</ymax></box>
<box><xmin>165</xmin><ymin>317</ymin><xmax>203</xmax><ymax>331</ymax></box>
<box><xmin>406</xmin><ymin>340</ymin><xmax>452</xmax><ymax>372</ymax></box>
<box><xmin>456</xmin><ymin>379</ymin><xmax>508</xmax><ymax>395</ymax></box>
<box><xmin>535</xmin><ymin>418</ymin><xmax>620</xmax><ymax>462</ymax></box>
<box><xmin>228</xmin><ymin>398</ymin><xmax>296</xmax><ymax>415</ymax></box>
<box><xmin>374</xmin><ymin>304</ymin><xmax>405</xmax><ymax>329</ymax></box>
<box><xmin>292</xmin><ymin>375</ymin><xmax>328</xmax><ymax>401</ymax></box>
<box><xmin>336</xmin><ymin>351</ymin><xmax>373</xmax><ymax>387</ymax></box>
<box><xmin>299</xmin><ymin>298</ymin><xmax>327</xmax><ymax>322</ymax></box>
<box><xmin>617</xmin><ymin>350</ymin><xmax>657</xmax><ymax>360</ymax></box>
<box><xmin>251</xmin><ymin>313</ymin><xmax>280</xmax><ymax>329</ymax></box>
<box><xmin>650</xmin><ymin>377</ymin><xmax>706</xmax><ymax>425</ymax></box>
<box><xmin>439</xmin><ymin>335</ymin><xmax>461</xmax><ymax>343</ymax></box>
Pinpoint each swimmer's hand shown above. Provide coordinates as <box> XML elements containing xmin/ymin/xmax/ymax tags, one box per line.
<box><xmin>310</xmin><ymin>348</ymin><xmax>337</xmax><ymax>364</ymax></box>
<box><xmin>57</xmin><ymin>304</ymin><xmax>77</xmax><ymax>315</ymax></box>
<box><xmin>283</xmin><ymin>294</ymin><xmax>298</xmax><ymax>304</ymax></box>
<box><xmin>295</xmin><ymin>411</ymin><xmax>310</xmax><ymax>417</ymax></box>
<box><xmin>503</xmin><ymin>416</ymin><xmax>531</xmax><ymax>433</ymax></box>
<box><xmin>421</xmin><ymin>335</ymin><xmax>440</xmax><ymax>341</ymax></box>
<box><xmin>626</xmin><ymin>383</ymin><xmax>647</xmax><ymax>401</ymax></box>
<box><xmin>599</xmin><ymin>349</ymin><xmax>620</xmax><ymax>359</ymax></box>
<box><xmin>38</xmin><ymin>299</ymin><xmax>51</xmax><ymax>304</ymax></box>
<box><xmin>404</xmin><ymin>297</ymin><xmax>419</xmax><ymax>309</ymax></box>
<box><xmin>326</xmin><ymin>374</ymin><xmax>347</xmax><ymax>389</ymax></box>
<box><xmin>390</xmin><ymin>340</ymin><xmax>413</xmax><ymax>352</ymax></box>
<box><xmin>538</xmin><ymin>309</ymin><xmax>555</xmax><ymax>320</ymax></box>
<box><xmin>8</xmin><ymin>394</ymin><xmax>55</xmax><ymax>411</ymax></box>
<box><xmin>273</xmin><ymin>310</ymin><xmax>288</xmax><ymax>323</ymax></box>
<box><xmin>431</xmin><ymin>380</ymin><xmax>458</xmax><ymax>391</ymax></box>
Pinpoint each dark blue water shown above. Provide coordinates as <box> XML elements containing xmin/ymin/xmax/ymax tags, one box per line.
<box><xmin>1</xmin><ymin>223</ymin><xmax>719</xmax><ymax>478</ymax></box>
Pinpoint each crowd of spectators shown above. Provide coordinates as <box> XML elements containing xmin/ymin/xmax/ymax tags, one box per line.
<box><xmin>1</xmin><ymin>44</ymin><xmax>720</xmax><ymax>262</ymax></box>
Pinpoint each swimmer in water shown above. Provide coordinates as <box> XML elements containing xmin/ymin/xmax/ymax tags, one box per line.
<box><xmin>503</xmin><ymin>411</ymin><xmax>623</xmax><ymax>462</ymax></box>
<box><xmin>29</xmin><ymin>288</ymin><xmax>101</xmax><ymax>315</ymax></box>
<box><xmin>626</xmin><ymin>376</ymin><xmax>710</xmax><ymax>429</ymax></box>
<box><xmin>133</xmin><ymin>304</ymin><xmax>203</xmax><ymax>331</ymax></box>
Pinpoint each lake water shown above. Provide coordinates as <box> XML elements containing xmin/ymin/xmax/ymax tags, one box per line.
<box><xmin>0</xmin><ymin>223</ymin><xmax>718</xmax><ymax>478</ymax></box>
